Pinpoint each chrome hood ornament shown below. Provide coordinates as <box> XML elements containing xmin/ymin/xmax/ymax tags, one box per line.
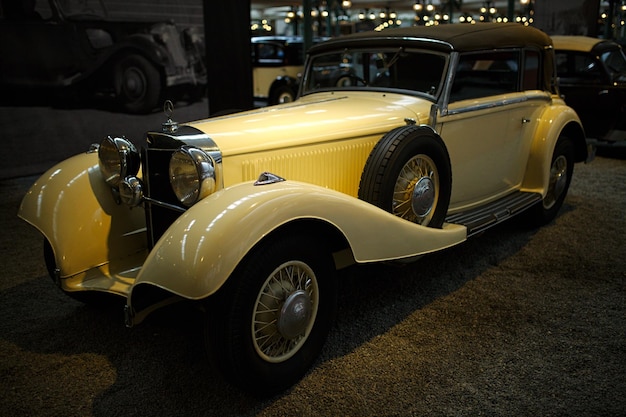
<box><xmin>162</xmin><ymin>100</ymin><xmax>179</xmax><ymax>133</ymax></box>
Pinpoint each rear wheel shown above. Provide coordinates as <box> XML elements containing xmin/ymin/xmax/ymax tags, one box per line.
<box><xmin>205</xmin><ymin>234</ymin><xmax>337</xmax><ymax>394</ymax></box>
<box><xmin>114</xmin><ymin>54</ymin><xmax>161</xmax><ymax>113</ymax></box>
<box><xmin>526</xmin><ymin>136</ymin><xmax>574</xmax><ymax>225</ymax></box>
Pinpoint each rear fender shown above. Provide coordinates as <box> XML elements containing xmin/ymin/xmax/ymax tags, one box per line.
<box><xmin>132</xmin><ymin>180</ymin><xmax>467</xmax><ymax>301</ymax></box>
<box><xmin>521</xmin><ymin>100</ymin><xmax>586</xmax><ymax>196</ymax></box>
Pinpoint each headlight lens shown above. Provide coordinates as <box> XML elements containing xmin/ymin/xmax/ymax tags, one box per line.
<box><xmin>169</xmin><ymin>146</ymin><xmax>216</xmax><ymax>207</ymax></box>
<box><xmin>98</xmin><ymin>136</ymin><xmax>140</xmax><ymax>186</ymax></box>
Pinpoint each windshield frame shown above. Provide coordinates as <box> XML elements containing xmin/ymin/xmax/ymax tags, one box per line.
<box><xmin>300</xmin><ymin>46</ymin><xmax>450</xmax><ymax>101</ymax></box>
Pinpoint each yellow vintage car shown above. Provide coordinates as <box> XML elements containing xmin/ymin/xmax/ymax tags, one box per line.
<box><xmin>252</xmin><ymin>36</ymin><xmax>307</xmax><ymax>104</ymax></box>
<box><xmin>19</xmin><ymin>23</ymin><xmax>592</xmax><ymax>394</ymax></box>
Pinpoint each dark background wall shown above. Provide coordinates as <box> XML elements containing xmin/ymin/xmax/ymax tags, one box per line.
<box><xmin>103</xmin><ymin>0</ymin><xmax>254</xmax><ymax>115</ymax></box>
<box><xmin>104</xmin><ymin>0</ymin><xmax>203</xmax><ymax>30</ymax></box>
<box><xmin>534</xmin><ymin>0</ymin><xmax>601</xmax><ymax>37</ymax></box>
<box><xmin>203</xmin><ymin>0</ymin><xmax>253</xmax><ymax>115</ymax></box>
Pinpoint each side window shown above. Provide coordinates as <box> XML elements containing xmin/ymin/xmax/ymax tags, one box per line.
<box><xmin>555</xmin><ymin>52</ymin><xmax>569</xmax><ymax>75</ymax></box>
<box><xmin>522</xmin><ymin>49</ymin><xmax>541</xmax><ymax>90</ymax></box>
<box><xmin>256</xmin><ymin>43</ymin><xmax>285</xmax><ymax>66</ymax></box>
<box><xmin>556</xmin><ymin>51</ymin><xmax>604</xmax><ymax>84</ymax></box>
<box><xmin>450</xmin><ymin>50</ymin><xmax>519</xmax><ymax>102</ymax></box>
<box><xmin>258</xmin><ymin>44</ymin><xmax>277</xmax><ymax>60</ymax></box>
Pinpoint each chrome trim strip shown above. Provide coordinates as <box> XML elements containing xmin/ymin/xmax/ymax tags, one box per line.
<box><xmin>446</xmin><ymin>93</ymin><xmax>551</xmax><ymax>116</ymax></box>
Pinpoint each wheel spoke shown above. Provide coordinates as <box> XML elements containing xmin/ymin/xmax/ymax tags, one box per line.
<box><xmin>252</xmin><ymin>261</ymin><xmax>319</xmax><ymax>363</ymax></box>
<box><xmin>392</xmin><ymin>154</ymin><xmax>438</xmax><ymax>225</ymax></box>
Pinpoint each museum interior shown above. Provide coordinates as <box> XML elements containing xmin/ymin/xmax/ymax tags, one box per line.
<box><xmin>0</xmin><ymin>0</ymin><xmax>625</xmax><ymax>416</ymax></box>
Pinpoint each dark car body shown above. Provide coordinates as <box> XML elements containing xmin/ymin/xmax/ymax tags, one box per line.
<box><xmin>0</xmin><ymin>0</ymin><xmax>206</xmax><ymax>113</ymax></box>
<box><xmin>553</xmin><ymin>36</ymin><xmax>626</xmax><ymax>146</ymax></box>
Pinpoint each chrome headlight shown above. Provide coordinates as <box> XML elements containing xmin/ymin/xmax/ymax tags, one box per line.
<box><xmin>169</xmin><ymin>146</ymin><xmax>216</xmax><ymax>207</ymax></box>
<box><xmin>98</xmin><ymin>136</ymin><xmax>140</xmax><ymax>187</ymax></box>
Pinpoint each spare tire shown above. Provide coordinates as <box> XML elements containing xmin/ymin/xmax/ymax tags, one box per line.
<box><xmin>358</xmin><ymin>126</ymin><xmax>452</xmax><ymax>228</ymax></box>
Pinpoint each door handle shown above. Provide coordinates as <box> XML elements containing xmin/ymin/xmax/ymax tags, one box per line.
<box><xmin>522</xmin><ymin>118</ymin><xmax>531</xmax><ymax>124</ymax></box>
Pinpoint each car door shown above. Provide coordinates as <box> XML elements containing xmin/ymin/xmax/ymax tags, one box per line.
<box><xmin>437</xmin><ymin>49</ymin><xmax>539</xmax><ymax>210</ymax></box>
<box><xmin>555</xmin><ymin>50</ymin><xmax>619</xmax><ymax>139</ymax></box>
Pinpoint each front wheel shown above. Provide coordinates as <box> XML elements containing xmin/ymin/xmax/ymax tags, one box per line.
<box><xmin>205</xmin><ymin>234</ymin><xmax>337</xmax><ymax>394</ymax></box>
<box><xmin>526</xmin><ymin>136</ymin><xmax>574</xmax><ymax>226</ymax></box>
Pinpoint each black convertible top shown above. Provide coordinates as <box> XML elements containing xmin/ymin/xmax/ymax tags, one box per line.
<box><xmin>309</xmin><ymin>23</ymin><xmax>556</xmax><ymax>93</ymax></box>
<box><xmin>310</xmin><ymin>23</ymin><xmax>553</xmax><ymax>54</ymax></box>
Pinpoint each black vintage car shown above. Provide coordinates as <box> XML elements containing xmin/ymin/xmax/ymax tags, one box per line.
<box><xmin>0</xmin><ymin>0</ymin><xmax>206</xmax><ymax>113</ymax></box>
<box><xmin>553</xmin><ymin>36</ymin><xmax>626</xmax><ymax>148</ymax></box>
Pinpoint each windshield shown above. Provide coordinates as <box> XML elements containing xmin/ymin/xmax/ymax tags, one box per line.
<box><xmin>601</xmin><ymin>48</ymin><xmax>626</xmax><ymax>81</ymax></box>
<box><xmin>302</xmin><ymin>48</ymin><xmax>447</xmax><ymax>99</ymax></box>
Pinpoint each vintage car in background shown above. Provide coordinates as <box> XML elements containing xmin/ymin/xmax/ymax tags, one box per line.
<box><xmin>20</xmin><ymin>23</ymin><xmax>591</xmax><ymax>394</ymax></box>
<box><xmin>0</xmin><ymin>0</ymin><xmax>206</xmax><ymax>113</ymax></box>
<box><xmin>252</xmin><ymin>35</ymin><xmax>327</xmax><ymax>104</ymax></box>
<box><xmin>553</xmin><ymin>35</ymin><xmax>626</xmax><ymax>148</ymax></box>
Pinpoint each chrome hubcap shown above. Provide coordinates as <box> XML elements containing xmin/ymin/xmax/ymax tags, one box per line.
<box><xmin>277</xmin><ymin>290</ymin><xmax>312</xmax><ymax>340</ymax></box>
<box><xmin>278</xmin><ymin>93</ymin><xmax>293</xmax><ymax>103</ymax></box>
<box><xmin>411</xmin><ymin>176</ymin><xmax>435</xmax><ymax>218</ymax></box>
<box><xmin>393</xmin><ymin>154</ymin><xmax>439</xmax><ymax>225</ymax></box>
<box><xmin>123</xmin><ymin>68</ymin><xmax>146</xmax><ymax>99</ymax></box>
<box><xmin>544</xmin><ymin>154</ymin><xmax>568</xmax><ymax>209</ymax></box>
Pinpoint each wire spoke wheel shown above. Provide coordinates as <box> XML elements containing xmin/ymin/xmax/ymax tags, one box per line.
<box><xmin>392</xmin><ymin>154</ymin><xmax>439</xmax><ymax>225</ymax></box>
<box><xmin>543</xmin><ymin>154</ymin><xmax>569</xmax><ymax>209</ymax></box>
<box><xmin>253</xmin><ymin>260</ymin><xmax>319</xmax><ymax>363</ymax></box>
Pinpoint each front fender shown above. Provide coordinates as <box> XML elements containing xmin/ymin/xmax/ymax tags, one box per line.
<box><xmin>133</xmin><ymin>180</ymin><xmax>467</xmax><ymax>300</ymax></box>
<box><xmin>521</xmin><ymin>98</ymin><xmax>585</xmax><ymax>196</ymax></box>
<box><xmin>18</xmin><ymin>151</ymin><xmax>147</xmax><ymax>279</ymax></box>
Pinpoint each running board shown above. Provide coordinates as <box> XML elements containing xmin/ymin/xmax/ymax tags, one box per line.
<box><xmin>445</xmin><ymin>191</ymin><xmax>542</xmax><ymax>237</ymax></box>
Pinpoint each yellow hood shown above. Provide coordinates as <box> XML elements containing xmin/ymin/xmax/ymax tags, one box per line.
<box><xmin>187</xmin><ymin>91</ymin><xmax>431</xmax><ymax>156</ymax></box>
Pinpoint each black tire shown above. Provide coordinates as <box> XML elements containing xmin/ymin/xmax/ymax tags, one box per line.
<box><xmin>359</xmin><ymin>126</ymin><xmax>452</xmax><ymax>228</ymax></box>
<box><xmin>269</xmin><ymin>84</ymin><xmax>296</xmax><ymax>105</ymax></box>
<box><xmin>205</xmin><ymin>233</ymin><xmax>337</xmax><ymax>395</ymax></box>
<box><xmin>525</xmin><ymin>136</ymin><xmax>574</xmax><ymax>226</ymax></box>
<box><xmin>114</xmin><ymin>54</ymin><xmax>161</xmax><ymax>114</ymax></box>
